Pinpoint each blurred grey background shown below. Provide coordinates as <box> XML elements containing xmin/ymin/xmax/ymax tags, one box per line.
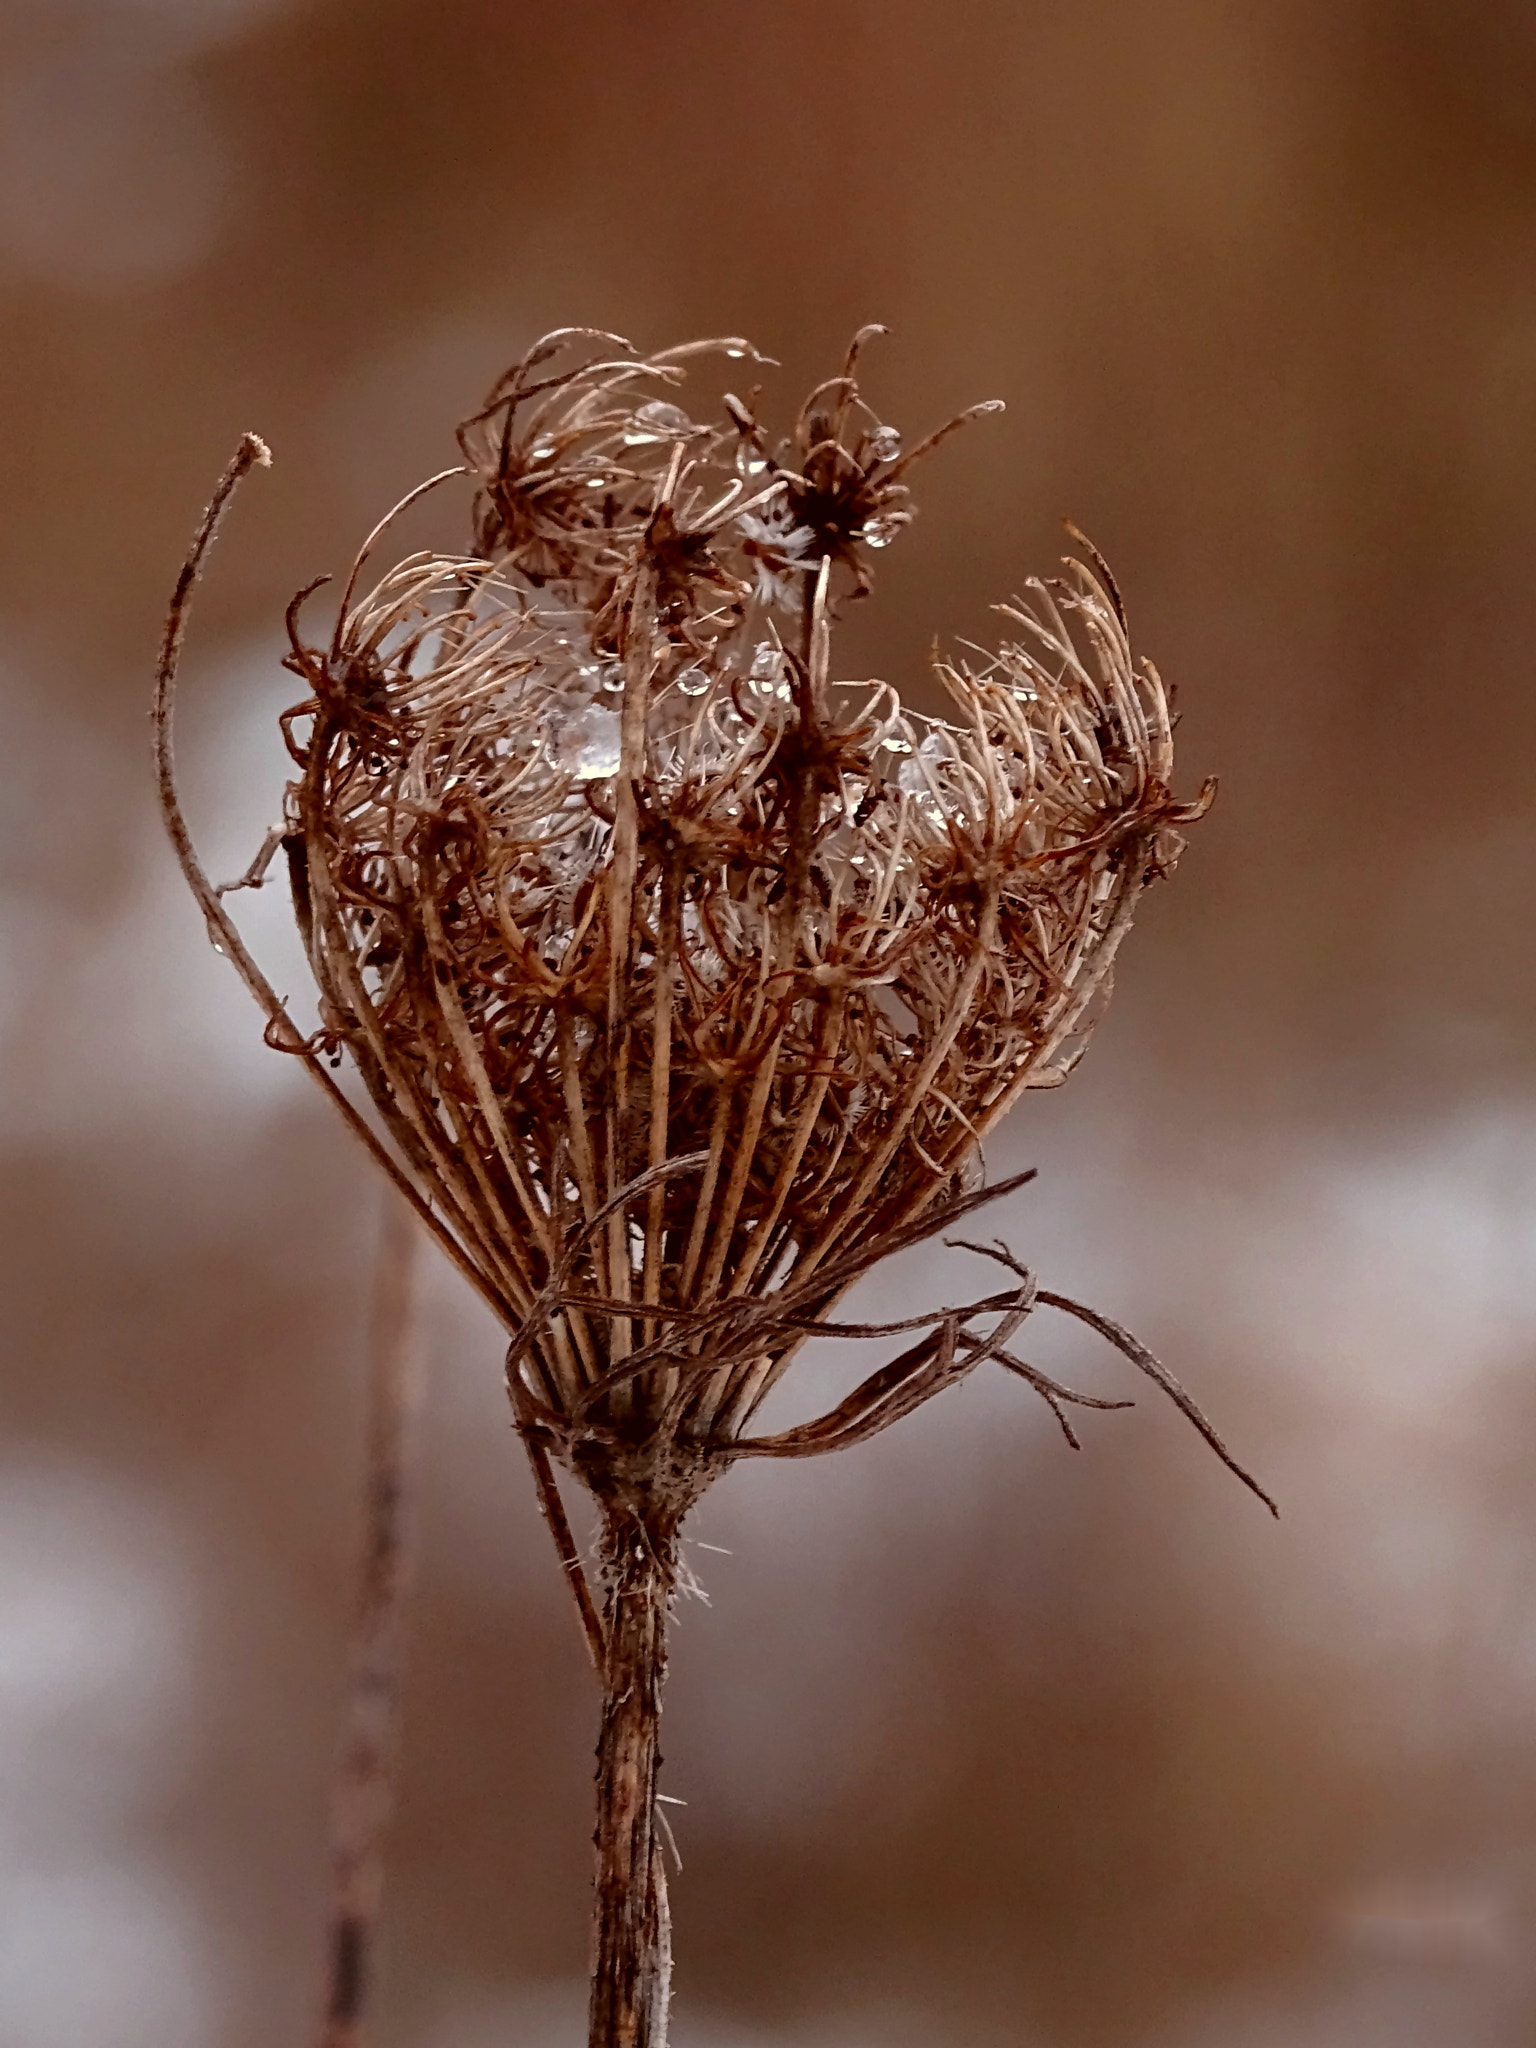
<box><xmin>3</xmin><ymin>1</ymin><xmax>1536</xmax><ymax>2043</ymax></box>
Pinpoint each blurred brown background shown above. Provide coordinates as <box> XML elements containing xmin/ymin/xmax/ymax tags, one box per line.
<box><xmin>3</xmin><ymin>1</ymin><xmax>1536</xmax><ymax>2043</ymax></box>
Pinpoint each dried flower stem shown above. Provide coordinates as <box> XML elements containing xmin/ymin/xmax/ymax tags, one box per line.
<box><xmin>589</xmin><ymin>1509</ymin><xmax>677</xmax><ymax>2047</ymax></box>
<box><xmin>319</xmin><ymin>1194</ymin><xmax>424</xmax><ymax>2048</ymax></box>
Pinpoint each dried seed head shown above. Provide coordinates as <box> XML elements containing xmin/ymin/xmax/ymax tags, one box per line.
<box><xmin>253</xmin><ymin>329</ymin><xmax>1215</xmax><ymax>1496</ymax></box>
<box><xmin>149</xmin><ymin>333</ymin><xmax>1266</xmax><ymax>1533</ymax></box>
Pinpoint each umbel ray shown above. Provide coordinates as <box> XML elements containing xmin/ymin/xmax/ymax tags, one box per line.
<box><xmin>153</xmin><ymin>326</ymin><xmax>1275</xmax><ymax>2048</ymax></box>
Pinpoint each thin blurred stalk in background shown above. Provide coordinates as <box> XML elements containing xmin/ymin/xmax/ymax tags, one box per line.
<box><xmin>319</xmin><ymin>1194</ymin><xmax>423</xmax><ymax>2048</ymax></box>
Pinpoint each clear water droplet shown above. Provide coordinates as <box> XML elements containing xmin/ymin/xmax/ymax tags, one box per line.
<box><xmin>746</xmin><ymin>457</ymin><xmax>767</xmax><ymax>474</ymax></box>
<box><xmin>553</xmin><ymin>704</ymin><xmax>622</xmax><ymax>780</ymax></box>
<box><xmin>885</xmin><ymin>735</ymin><xmax>914</xmax><ymax>755</ymax></box>
<box><xmin>586</xmin><ymin>476</ymin><xmax>610</xmax><ymax>490</ymax></box>
<box><xmin>861</xmin><ymin>513</ymin><xmax>901</xmax><ymax>549</ymax></box>
<box><xmin>600</xmin><ymin>663</ymin><xmax>625</xmax><ymax>693</ymax></box>
<box><xmin>725</xmin><ymin>345</ymin><xmax>747</xmax><ymax>359</ymax></box>
<box><xmin>676</xmin><ymin>664</ymin><xmax>709</xmax><ymax>696</ymax></box>
<box><xmin>867</xmin><ymin>424</ymin><xmax>902</xmax><ymax>463</ymax></box>
<box><xmin>624</xmin><ymin>400</ymin><xmax>693</xmax><ymax>445</ymax></box>
<box><xmin>746</xmin><ymin>641</ymin><xmax>793</xmax><ymax>704</ymax></box>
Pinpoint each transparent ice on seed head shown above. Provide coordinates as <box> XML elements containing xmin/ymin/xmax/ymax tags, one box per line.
<box><xmin>552</xmin><ymin>703</ymin><xmax>622</xmax><ymax>781</ymax></box>
<box><xmin>866</xmin><ymin>424</ymin><xmax>902</xmax><ymax>463</ymax></box>
<box><xmin>747</xmin><ymin>642</ymin><xmax>793</xmax><ymax>704</ymax></box>
<box><xmin>893</xmin><ymin>729</ymin><xmax>955</xmax><ymax>797</ymax></box>
<box><xmin>861</xmin><ymin>512</ymin><xmax>902</xmax><ymax>548</ymax></box>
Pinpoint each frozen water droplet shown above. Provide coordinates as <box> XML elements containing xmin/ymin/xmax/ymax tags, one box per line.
<box><xmin>885</xmin><ymin>735</ymin><xmax>913</xmax><ymax>755</ymax></box>
<box><xmin>600</xmin><ymin>663</ymin><xmax>626</xmax><ymax>693</ymax></box>
<box><xmin>624</xmin><ymin>400</ymin><xmax>693</xmax><ymax>445</ymax></box>
<box><xmin>676</xmin><ymin>664</ymin><xmax>709</xmax><ymax>696</ymax></box>
<box><xmin>747</xmin><ymin>641</ymin><xmax>793</xmax><ymax>705</ymax></box>
<box><xmin>553</xmin><ymin>704</ymin><xmax>622</xmax><ymax>780</ymax></box>
<box><xmin>586</xmin><ymin>476</ymin><xmax>610</xmax><ymax>490</ymax></box>
<box><xmin>642</xmin><ymin>399</ymin><xmax>691</xmax><ymax>430</ymax></box>
<box><xmin>530</xmin><ymin>441</ymin><xmax>556</xmax><ymax>460</ymax></box>
<box><xmin>867</xmin><ymin>424</ymin><xmax>902</xmax><ymax>463</ymax></box>
<box><xmin>746</xmin><ymin>457</ymin><xmax>768</xmax><ymax>474</ymax></box>
<box><xmin>861</xmin><ymin>513</ymin><xmax>901</xmax><ymax>549</ymax></box>
<box><xmin>725</xmin><ymin>345</ymin><xmax>747</xmax><ymax>359</ymax></box>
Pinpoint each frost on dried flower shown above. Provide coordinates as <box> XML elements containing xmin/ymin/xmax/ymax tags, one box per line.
<box><xmin>155</xmin><ymin>325</ymin><xmax>1272</xmax><ymax>2048</ymax></box>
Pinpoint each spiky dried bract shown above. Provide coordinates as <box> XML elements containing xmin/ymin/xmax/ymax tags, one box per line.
<box><xmin>271</xmin><ymin>329</ymin><xmax>1218</xmax><ymax>1504</ymax></box>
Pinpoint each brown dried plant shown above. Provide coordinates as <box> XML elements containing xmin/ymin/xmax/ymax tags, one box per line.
<box><xmin>154</xmin><ymin>327</ymin><xmax>1274</xmax><ymax>2048</ymax></box>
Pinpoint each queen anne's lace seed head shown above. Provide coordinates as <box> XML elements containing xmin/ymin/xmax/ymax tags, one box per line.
<box><xmin>223</xmin><ymin>328</ymin><xmax>1221</xmax><ymax>1495</ymax></box>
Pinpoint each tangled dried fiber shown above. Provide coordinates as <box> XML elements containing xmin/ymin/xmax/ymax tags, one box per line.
<box><xmin>155</xmin><ymin>327</ymin><xmax>1274</xmax><ymax>2048</ymax></box>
